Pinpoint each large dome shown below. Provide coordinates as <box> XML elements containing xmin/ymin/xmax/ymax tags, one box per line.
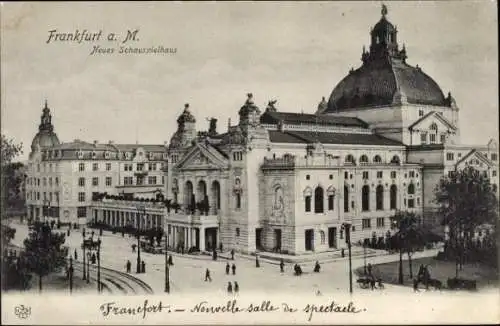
<box><xmin>325</xmin><ymin>59</ymin><xmax>447</xmax><ymax>112</ymax></box>
<box><xmin>323</xmin><ymin>5</ymin><xmax>450</xmax><ymax>113</ymax></box>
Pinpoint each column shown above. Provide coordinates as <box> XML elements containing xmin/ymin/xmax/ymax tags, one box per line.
<box><xmin>199</xmin><ymin>227</ymin><xmax>205</xmax><ymax>251</ymax></box>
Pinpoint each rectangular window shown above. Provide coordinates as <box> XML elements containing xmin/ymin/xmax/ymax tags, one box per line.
<box><xmin>390</xmin><ymin>171</ymin><xmax>396</xmax><ymax>179</ymax></box>
<box><xmin>377</xmin><ymin>171</ymin><xmax>383</xmax><ymax>178</ymax></box>
<box><xmin>77</xmin><ymin>207</ymin><xmax>87</xmax><ymax>218</ymax></box>
<box><xmin>148</xmin><ymin>176</ymin><xmax>157</xmax><ymax>185</ymax></box>
<box><xmin>420</xmin><ymin>132</ymin><xmax>427</xmax><ymax>143</ymax></box>
<box><xmin>362</xmin><ymin>171</ymin><xmax>369</xmax><ymax>179</ymax></box>
<box><xmin>409</xmin><ymin>171</ymin><xmax>415</xmax><ymax>178</ymax></box>
<box><xmin>79</xmin><ymin>163</ymin><xmax>85</xmax><ymax>171</ymax></box>
<box><xmin>493</xmin><ymin>170</ymin><xmax>497</xmax><ymax>177</ymax></box>
<box><xmin>376</xmin><ymin>217</ymin><xmax>385</xmax><ymax>228</ymax></box>
<box><xmin>236</xmin><ymin>228</ymin><xmax>240</xmax><ymax>237</ymax></box>
<box><xmin>429</xmin><ymin>134</ymin><xmax>436</xmax><ymax>143</ymax></box>
<box><xmin>92</xmin><ymin>177</ymin><xmax>99</xmax><ymax>186</ymax></box>
<box><xmin>137</xmin><ymin>176</ymin><xmax>144</xmax><ymax>186</ymax></box>
<box><xmin>408</xmin><ymin>198</ymin><xmax>415</xmax><ymax>208</ymax></box>
<box><xmin>492</xmin><ymin>153</ymin><xmax>498</xmax><ymax>161</ymax></box>
<box><xmin>104</xmin><ymin>177</ymin><xmax>111</xmax><ymax>186</ymax></box>
<box><xmin>440</xmin><ymin>134</ymin><xmax>446</xmax><ymax>143</ymax></box>
<box><xmin>418</xmin><ymin>110</ymin><xmax>424</xmax><ymax>117</ymax></box>
<box><xmin>446</xmin><ymin>152</ymin><xmax>454</xmax><ymax>161</ymax></box>
<box><xmin>362</xmin><ymin>218</ymin><xmax>371</xmax><ymax>230</ymax></box>
<box><xmin>92</xmin><ymin>163</ymin><xmax>98</xmax><ymax>171</ymax></box>
<box><xmin>55</xmin><ymin>192</ymin><xmax>59</xmax><ymax>203</ymax></box>
<box><xmin>106</xmin><ymin>163</ymin><xmax>111</xmax><ymax>171</ymax></box>
<box><xmin>49</xmin><ymin>192</ymin><xmax>53</xmax><ymax>202</ymax></box>
<box><xmin>55</xmin><ymin>177</ymin><xmax>59</xmax><ymax>186</ymax></box>
<box><xmin>448</xmin><ymin>171</ymin><xmax>454</xmax><ymax>178</ymax></box>
<box><xmin>78</xmin><ymin>177</ymin><xmax>85</xmax><ymax>187</ymax></box>
<box><xmin>78</xmin><ymin>192</ymin><xmax>86</xmax><ymax>202</ymax></box>
<box><xmin>137</xmin><ymin>163</ymin><xmax>144</xmax><ymax>171</ymax></box>
<box><xmin>344</xmin><ymin>171</ymin><xmax>348</xmax><ymax>179</ymax></box>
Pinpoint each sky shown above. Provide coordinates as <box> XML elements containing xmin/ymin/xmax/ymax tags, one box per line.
<box><xmin>1</xmin><ymin>1</ymin><xmax>498</xmax><ymax>161</ymax></box>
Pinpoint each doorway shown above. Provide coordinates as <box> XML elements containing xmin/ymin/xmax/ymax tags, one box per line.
<box><xmin>328</xmin><ymin>227</ymin><xmax>337</xmax><ymax>248</ymax></box>
<box><xmin>205</xmin><ymin>227</ymin><xmax>217</xmax><ymax>251</ymax></box>
<box><xmin>256</xmin><ymin>228</ymin><xmax>263</xmax><ymax>250</ymax></box>
<box><xmin>305</xmin><ymin>229</ymin><xmax>314</xmax><ymax>251</ymax></box>
<box><xmin>274</xmin><ymin>229</ymin><xmax>282</xmax><ymax>252</ymax></box>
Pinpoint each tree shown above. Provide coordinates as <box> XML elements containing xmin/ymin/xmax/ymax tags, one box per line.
<box><xmin>1</xmin><ymin>134</ymin><xmax>23</xmax><ymax>167</ymax></box>
<box><xmin>1</xmin><ymin>135</ymin><xmax>24</xmax><ymax>218</ymax></box>
<box><xmin>390</xmin><ymin>210</ymin><xmax>422</xmax><ymax>284</ymax></box>
<box><xmin>23</xmin><ymin>222</ymin><xmax>68</xmax><ymax>292</ymax></box>
<box><xmin>434</xmin><ymin>166</ymin><xmax>498</xmax><ymax>277</ymax></box>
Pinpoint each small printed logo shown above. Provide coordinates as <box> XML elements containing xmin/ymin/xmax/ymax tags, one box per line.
<box><xmin>14</xmin><ymin>305</ymin><xmax>31</xmax><ymax>319</ymax></box>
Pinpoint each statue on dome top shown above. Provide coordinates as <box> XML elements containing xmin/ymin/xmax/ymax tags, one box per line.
<box><xmin>381</xmin><ymin>3</ymin><xmax>388</xmax><ymax>17</ymax></box>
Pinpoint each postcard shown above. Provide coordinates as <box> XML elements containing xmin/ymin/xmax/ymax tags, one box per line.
<box><xmin>1</xmin><ymin>1</ymin><xmax>499</xmax><ymax>325</ymax></box>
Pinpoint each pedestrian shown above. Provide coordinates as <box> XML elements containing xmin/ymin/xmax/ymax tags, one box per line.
<box><xmin>231</xmin><ymin>249</ymin><xmax>235</xmax><ymax>260</ymax></box>
<box><xmin>168</xmin><ymin>255</ymin><xmax>173</xmax><ymax>266</ymax></box>
<box><xmin>255</xmin><ymin>255</ymin><xmax>260</xmax><ymax>268</ymax></box>
<box><xmin>74</xmin><ymin>249</ymin><xmax>78</xmax><ymax>261</ymax></box>
<box><xmin>226</xmin><ymin>262</ymin><xmax>230</xmax><ymax>275</ymax></box>
<box><xmin>227</xmin><ymin>282</ymin><xmax>233</xmax><ymax>294</ymax></box>
<box><xmin>67</xmin><ymin>229</ymin><xmax>70</xmax><ymax>237</ymax></box>
<box><xmin>132</xmin><ymin>244</ymin><xmax>136</xmax><ymax>253</ymax></box>
<box><xmin>341</xmin><ymin>248</ymin><xmax>345</xmax><ymax>258</ymax></box>
<box><xmin>205</xmin><ymin>268</ymin><xmax>212</xmax><ymax>282</ymax></box>
<box><xmin>234</xmin><ymin>281</ymin><xmax>239</xmax><ymax>294</ymax></box>
<box><xmin>126</xmin><ymin>260</ymin><xmax>131</xmax><ymax>273</ymax></box>
<box><xmin>280</xmin><ymin>259</ymin><xmax>285</xmax><ymax>273</ymax></box>
<box><xmin>91</xmin><ymin>253</ymin><xmax>96</xmax><ymax>264</ymax></box>
<box><xmin>83</xmin><ymin>228</ymin><xmax>86</xmax><ymax>238</ymax></box>
<box><xmin>212</xmin><ymin>249</ymin><xmax>218</xmax><ymax>261</ymax></box>
<box><xmin>231</xmin><ymin>263</ymin><xmax>236</xmax><ymax>275</ymax></box>
<box><xmin>141</xmin><ymin>260</ymin><xmax>146</xmax><ymax>273</ymax></box>
<box><xmin>314</xmin><ymin>261</ymin><xmax>321</xmax><ymax>273</ymax></box>
<box><xmin>367</xmin><ymin>263</ymin><xmax>372</xmax><ymax>276</ymax></box>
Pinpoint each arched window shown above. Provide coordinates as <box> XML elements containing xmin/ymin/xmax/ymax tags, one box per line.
<box><xmin>373</xmin><ymin>155</ymin><xmax>382</xmax><ymax>163</ymax></box>
<box><xmin>360</xmin><ymin>155</ymin><xmax>369</xmax><ymax>164</ymax></box>
<box><xmin>211</xmin><ymin>181</ymin><xmax>221</xmax><ymax>213</ymax></box>
<box><xmin>362</xmin><ymin>185</ymin><xmax>370</xmax><ymax>211</ymax></box>
<box><xmin>319</xmin><ymin>230</ymin><xmax>326</xmax><ymax>245</ymax></box>
<box><xmin>304</xmin><ymin>187</ymin><xmax>312</xmax><ymax>212</ymax></box>
<box><xmin>314</xmin><ymin>186</ymin><xmax>324</xmax><ymax>213</ymax></box>
<box><xmin>430</xmin><ymin>123</ymin><xmax>438</xmax><ymax>132</ymax></box>
<box><xmin>376</xmin><ymin>185</ymin><xmax>384</xmax><ymax>210</ymax></box>
<box><xmin>184</xmin><ymin>181</ymin><xmax>194</xmax><ymax>212</ymax></box>
<box><xmin>391</xmin><ymin>155</ymin><xmax>400</xmax><ymax>164</ymax></box>
<box><xmin>390</xmin><ymin>185</ymin><xmax>397</xmax><ymax>209</ymax></box>
<box><xmin>327</xmin><ymin>186</ymin><xmax>335</xmax><ymax>211</ymax></box>
<box><xmin>344</xmin><ymin>184</ymin><xmax>349</xmax><ymax>213</ymax></box>
<box><xmin>408</xmin><ymin>183</ymin><xmax>415</xmax><ymax>195</ymax></box>
<box><xmin>345</xmin><ymin>154</ymin><xmax>355</xmax><ymax>164</ymax></box>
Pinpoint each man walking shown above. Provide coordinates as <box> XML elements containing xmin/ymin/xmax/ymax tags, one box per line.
<box><xmin>225</xmin><ymin>262</ymin><xmax>230</xmax><ymax>275</ymax></box>
<box><xmin>126</xmin><ymin>260</ymin><xmax>131</xmax><ymax>273</ymax></box>
<box><xmin>205</xmin><ymin>268</ymin><xmax>212</xmax><ymax>282</ymax></box>
<box><xmin>227</xmin><ymin>282</ymin><xmax>233</xmax><ymax>294</ymax></box>
<box><xmin>255</xmin><ymin>255</ymin><xmax>260</xmax><ymax>268</ymax></box>
<box><xmin>231</xmin><ymin>263</ymin><xmax>236</xmax><ymax>275</ymax></box>
<box><xmin>234</xmin><ymin>281</ymin><xmax>239</xmax><ymax>294</ymax></box>
<box><xmin>74</xmin><ymin>249</ymin><xmax>78</xmax><ymax>261</ymax></box>
<box><xmin>231</xmin><ymin>249</ymin><xmax>235</xmax><ymax>260</ymax></box>
<box><xmin>280</xmin><ymin>259</ymin><xmax>285</xmax><ymax>273</ymax></box>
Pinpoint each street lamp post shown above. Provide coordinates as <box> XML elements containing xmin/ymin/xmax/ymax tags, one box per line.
<box><xmin>97</xmin><ymin>238</ymin><xmax>101</xmax><ymax>293</ymax></box>
<box><xmin>68</xmin><ymin>256</ymin><xmax>74</xmax><ymax>294</ymax></box>
<box><xmin>363</xmin><ymin>242</ymin><xmax>367</xmax><ymax>275</ymax></box>
<box><xmin>86</xmin><ymin>252</ymin><xmax>90</xmax><ymax>283</ymax></box>
<box><xmin>82</xmin><ymin>238</ymin><xmax>86</xmax><ymax>281</ymax></box>
<box><xmin>136</xmin><ymin>205</ymin><xmax>146</xmax><ymax>274</ymax></box>
<box><xmin>165</xmin><ymin>231</ymin><xmax>170</xmax><ymax>293</ymax></box>
<box><xmin>341</xmin><ymin>222</ymin><xmax>353</xmax><ymax>294</ymax></box>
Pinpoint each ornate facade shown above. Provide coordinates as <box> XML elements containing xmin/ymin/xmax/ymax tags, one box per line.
<box><xmin>25</xmin><ymin>6</ymin><xmax>498</xmax><ymax>255</ymax></box>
